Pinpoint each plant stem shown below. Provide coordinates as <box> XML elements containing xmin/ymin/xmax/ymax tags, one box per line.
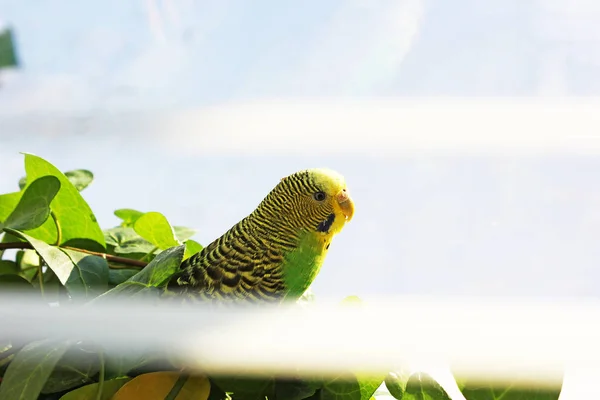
<box><xmin>0</xmin><ymin>242</ymin><xmax>148</xmax><ymax>268</ymax></box>
<box><xmin>164</xmin><ymin>373</ymin><xmax>189</xmax><ymax>400</ymax></box>
<box><xmin>96</xmin><ymin>352</ymin><xmax>105</xmax><ymax>400</ymax></box>
<box><xmin>51</xmin><ymin>210</ymin><xmax>62</xmax><ymax>246</ymax></box>
<box><xmin>141</xmin><ymin>247</ymin><xmax>159</xmax><ymax>262</ymax></box>
<box><xmin>37</xmin><ymin>255</ymin><xmax>45</xmax><ymax>298</ymax></box>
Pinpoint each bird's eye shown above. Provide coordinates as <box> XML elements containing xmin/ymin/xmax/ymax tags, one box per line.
<box><xmin>313</xmin><ymin>191</ymin><xmax>326</xmax><ymax>201</ymax></box>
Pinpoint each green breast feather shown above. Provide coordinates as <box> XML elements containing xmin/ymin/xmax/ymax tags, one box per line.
<box><xmin>281</xmin><ymin>230</ymin><xmax>328</xmax><ymax>300</ymax></box>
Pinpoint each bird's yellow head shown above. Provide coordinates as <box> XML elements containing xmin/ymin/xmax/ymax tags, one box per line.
<box><xmin>264</xmin><ymin>168</ymin><xmax>354</xmax><ymax>237</ymax></box>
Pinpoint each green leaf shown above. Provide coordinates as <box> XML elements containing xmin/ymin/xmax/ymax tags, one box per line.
<box><xmin>403</xmin><ymin>372</ymin><xmax>451</xmax><ymax>400</ymax></box>
<box><xmin>41</xmin><ymin>342</ymin><xmax>100</xmax><ymax>394</ymax></box>
<box><xmin>211</xmin><ymin>376</ymin><xmax>274</xmax><ymax>400</ymax></box>
<box><xmin>15</xmin><ymin>249</ymin><xmax>40</xmax><ymax>282</ymax></box>
<box><xmin>104</xmin><ymin>227</ymin><xmax>156</xmax><ymax>256</ymax></box>
<box><xmin>58</xmin><ymin>377</ymin><xmax>131</xmax><ymax>400</ymax></box>
<box><xmin>0</xmin><ymin>28</ymin><xmax>18</xmax><ymax>69</ymax></box>
<box><xmin>0</xmin><ymin>260</ymin><xmax>19</xmax><ymax>274</ymax></box>
<box><xmin>6</xmin><ymin>229</ymin><xmax>75</xmax><ymax>285</ymax></box>
<box><xmin>356</xmin><ymin>375</ymin><xmax>386</xmax><ymax>400</ymax></box>
<box><xmin>0</xmin><ymin>176</ymin><xmax>60</xmax><ymax>231</ymax></box>
<box><xmin>385</xmin><ymin>370</ymin><xmax>410</xmax><ymax>400</ymax></box>
<box><xmin>459</xmin><ymin>378</ymin><xmax>562</xmax><ymax>400</ymax></box>
<box><xmin>64</xmin><ymin>169</ymin><xmax>94</xmax><ymax>191</ymax></box>
<box><xmin>94</xmin><ymin>245</ymin><xmax>185</xmax><ymax>301</ymax></box>
<box><xmin>0</xmin><ymin>192</ymin><xmax>22</xmax><ymax>225</ymax></box>
<box><xmin>62</xmin><ymin>249</ymin><xmax>109</xmax><ymax>300</ymax></box>
<box><xmin>6</xmin><ymin>231</ymin><xmax>107</xmax><ymax>300</ymax></box>
<box><xmin>22</xmin><ymin>153</ymin><xmax>105</xmax><ymax>251</ymax></box>
<box><xmin>321</xmin><ymin>375</ymin><xmax>362</xmax><ymax>400</ymax></box>
<box><xmin>108</xmin><ymin>268</ymin><xmax>140</xmax><ymax>286</ymax></box>
<box><xmin>183</xmin><ymin>239</ymin><xmax>203</xmax><ymax>260</ymax></box>
<box><xmin>0</xmin><ymin>339</ymin><xmax>71</xmax><ymax>400</ymax></box>
<box><xmin>274</xmin><ymin>378</ymin><xmax>320</xmax><ymax>400</ymax></box>
<box><xmin>37</xmin><ymin>268</ymin><xmax>64</xmax><ymax>303</ymax></box>
<box><xmin>18</xmin><ymin>176</ymin><xmax>27</xmax><ymax>190</ymax></box>
<box><xmin>0</xmin><ymin>273</ymin><xmax>35</xmax><ymax>291</ymax></box>
<box><xmin>114</xmin><ymin>208</ymin><xmax>145</xmax><ymax>227</ymax></box>
<box><xmin>134</xmin><ymin>212</ymin><xmax>180</xmax><ymax>250</ymax></box>
<box><xmin>174</xmin><ymin>226</ymin><xmax>197</xmax><ymax>242</ymax></box>
<box><xmin>126</xmin><ymin>245</ymin><xmax>184</xmax><ymax>286</ymax></box>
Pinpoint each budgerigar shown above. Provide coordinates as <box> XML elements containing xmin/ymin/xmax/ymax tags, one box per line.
<box><xmin>166</xmin><ymin>168</ymin><xmax>354</xmax><ymax>303</ymax></box>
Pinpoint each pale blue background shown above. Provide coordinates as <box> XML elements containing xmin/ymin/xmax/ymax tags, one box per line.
<box><xmin>2</xmin><ymin>0</ymin><xmax>600</xmax><ymax>301</ymax></box>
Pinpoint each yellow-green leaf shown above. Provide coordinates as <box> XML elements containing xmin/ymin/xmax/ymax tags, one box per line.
<box><xmin>1</xmin><ymin>176</ymin><xmax>60</xmax><ymax>231</ymax></box>
<box><xmin>183</xmin><ymin>239</ymin><xmax>203</xmax><ymax>260</ymax></box>
<box><xmin>114</xmin><ymin>208</ymin><xmax>145</xmax><ymax>227</ymax></box>
<box><xmin>112</xmin><ymin>372</ymin><xmax>210</xmax><ymax>400</ymax></box>
<box><xmin>59</xmin><ymin>378</ymin><xmax>131</xmax><ymax>400</ymax></box>
<box><xmin>22</xmin><ymin>153</ymin><xmax>105</xmax><ymax>251</ymax></box>
<box><xmin>133</xmin><ymin>212</ymin><xmax>180</xmax><ymax>250</ymax></box>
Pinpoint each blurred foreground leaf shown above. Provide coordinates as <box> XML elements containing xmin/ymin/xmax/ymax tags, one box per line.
<box><xmin>112</xmin><ymin>372</ymin><xmax>210</xmax><ymax>400</ymax></box>
<box><xmin>0</xmin><ymin>339</ymin><xmax>71</xmax><ymax>400</ymax></box>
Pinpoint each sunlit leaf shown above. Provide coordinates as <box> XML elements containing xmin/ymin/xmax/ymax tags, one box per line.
<box><xmin>356</xmin><ymin>375</ymin><xmax>386</xmax><ymax>400</ymax></box>
<box><xmin>0</xmin><ymin>176</ymin><xmax>60</xmax><ymax>231</ymax></box>
<box><xmin>114</xmin><ymin>208</ymin><xmax>145</xmax><ymax>227</ymax></box>
<box><xmin>404</xmin><ymin>372</ymin><xmax>451</xmax><ymax>400</ymax></box>
<box><xmin>183</xmin><ymin>239</ymin><xmax>203</xmax><ymax>260</ymax></box>
<box><xmin>22</xmin><ymin>153</ymin><xmax>105</xmax><ymax>250</ymax></box>
<box><xmin>385</xmin><ymin>370</ymin><xmax>410</xmax><ymax>400</ymax></box>
<box><xmin>134</xmin><ymin>212</ymin><xmax>180</xmax><ymax>250</ymax></box>
<box><xmin>174</xmin><ymin>226</ymin><xmax>197</xmax><ymax>242</ymax></box>
<box><xmin>0</xmin><ymin>192</ymin><xmax>22</xmax><ymax>225</ymax></box>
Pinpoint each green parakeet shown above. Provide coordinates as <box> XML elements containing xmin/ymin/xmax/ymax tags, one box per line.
<box><xmin>166</xmin><ymin>168</ymin><xmax>354</xmax><ymax>303</ymax></box>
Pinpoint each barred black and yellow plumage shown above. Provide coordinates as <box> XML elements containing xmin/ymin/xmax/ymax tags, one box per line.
<box><xmin>166</xmin><ymin>168</ymin><xmax>354</xmax><ymax>303</ymax></box>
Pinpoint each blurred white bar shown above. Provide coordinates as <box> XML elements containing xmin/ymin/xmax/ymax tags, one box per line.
<box><xmin>4</xmin><ymin>98</ymin><xmax>600</xmax><ymax>155</ymax></box>
<box><xmin>164</xmin><ymin>98</ymin><xmax>600</xmax><ymax>155</ymax></box>
<box><xmin>0</xmin><ymin>293</ymin><xmax>599</xmax><ymax>386</ymax></box>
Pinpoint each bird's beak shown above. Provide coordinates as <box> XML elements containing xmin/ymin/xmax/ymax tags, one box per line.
<box><xmin>336</xmin><ymin>189</ymin><xmax>354</xmax><ymax>222</ymax></box>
